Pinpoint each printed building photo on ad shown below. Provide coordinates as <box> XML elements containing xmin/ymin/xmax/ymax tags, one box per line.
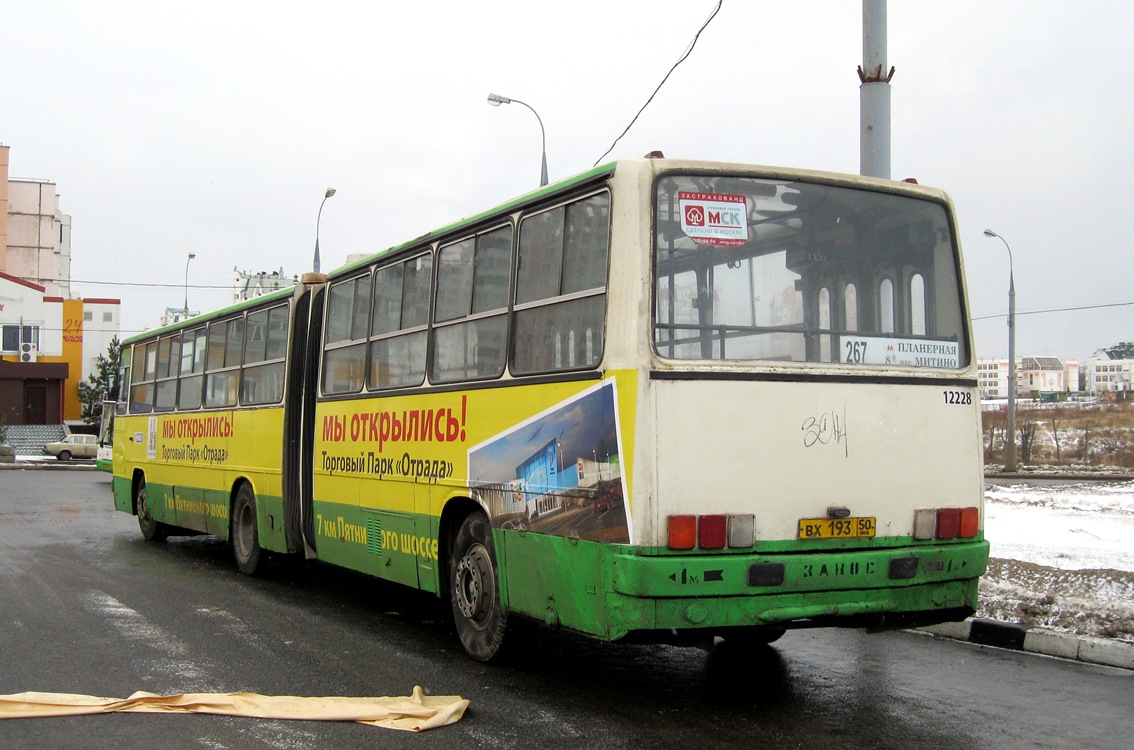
<box><xmin>468</xmin><ymin>381</ymin><xmax>629</xmax><ymax>543</ymax></box>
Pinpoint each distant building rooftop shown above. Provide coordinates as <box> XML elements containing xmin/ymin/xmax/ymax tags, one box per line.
<box><xmin>1023</xmin><ymin>356</ymin><xmax>1064</xmax><ymax>370</ymax></box>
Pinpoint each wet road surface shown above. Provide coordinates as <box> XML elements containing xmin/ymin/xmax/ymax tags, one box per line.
<box><xmin>0</xmin><ymin>470</ymin><xmax>1128</xmax><ymax>749</ymax></box>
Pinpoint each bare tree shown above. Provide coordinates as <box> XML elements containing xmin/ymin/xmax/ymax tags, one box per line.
<box><xmin>1048</xmin><ymin>413</ymin><xmax>1063</xmax><ymax>464</ymax></box>
<box><xmin>1019</xmin><ymin>421</ymin><xmax>1038</xmax><ymax>465</ymax></box>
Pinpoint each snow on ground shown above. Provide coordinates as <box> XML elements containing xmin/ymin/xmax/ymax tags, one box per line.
<box><xmin>984</xmin><ymin>480</ymin><xmax>1134</xmax><ymax>572</ymax></box>
<box><xmin>980</xmin><ymin>478</ymin><xmax>1134</xmax><ymax>641</ymax></box>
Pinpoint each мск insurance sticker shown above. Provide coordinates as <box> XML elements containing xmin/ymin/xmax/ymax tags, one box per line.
<box><xmin>678</xmin><ymin>192</ymin><xmax>748</xmax><ymax>247</ymax></box>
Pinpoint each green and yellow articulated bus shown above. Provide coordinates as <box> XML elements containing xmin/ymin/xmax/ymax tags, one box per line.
<box><xmin>113</xmin><ymin>157</ymin><xmax>989</xmax><ymax>661</ymax></box>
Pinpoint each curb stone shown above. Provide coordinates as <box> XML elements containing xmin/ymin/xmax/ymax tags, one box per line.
<box><xmin>917</xmin><ymin>618</ymin><xmax>1134</xmax><ymax>670</ymax></box>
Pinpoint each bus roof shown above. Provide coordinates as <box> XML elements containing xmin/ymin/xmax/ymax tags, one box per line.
<box><xmin>323</xmin><ymin>157</ymin><xmax>950</xmax><ymax>280</ymax></box>
<box><xmin>121</xmin><ymin>285</ymin><xmax>295</xmax><ymax>347</ymax></box>
<box><xmin>326</xmin><ymin>161</ymin><xmax>619</xmax><ymax>279</ymax></box>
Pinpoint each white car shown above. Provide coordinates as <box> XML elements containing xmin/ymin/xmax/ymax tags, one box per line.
<box><xmin>43</xmin><ymin>434</ymin><xmax>98</xmax><ymax>461</ymax></box>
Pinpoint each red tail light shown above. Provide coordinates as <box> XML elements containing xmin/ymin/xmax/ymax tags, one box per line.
<box><xmin>698</xmin><ymin>515</ymin><xmax>726</xmax><ymax>549</ymax></box>
<box><xmin>936</xmin><ymin>508</ymin><xmax>960</xmax><ymax>539</ymax></box>
<box><xmin>668</xmin><ymin>515</ymin><xmax>696</xmax><ymax>550</ymax></box>
<box><xmin>959</xmin><ymin>506</ymin><xmax>980</xmax><ymax>538</ymax></box>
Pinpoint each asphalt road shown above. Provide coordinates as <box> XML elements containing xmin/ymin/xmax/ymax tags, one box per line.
<box><xmin>0</xmin><ymin>469</ymin><xmax>1129</xmax><ymax>749</ymax></box>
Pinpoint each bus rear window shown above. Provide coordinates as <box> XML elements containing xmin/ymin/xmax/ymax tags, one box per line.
<box><xmin>653</xmin><ymin>175</ymin><xmax>968</xmax><ymax>368</ymax></box>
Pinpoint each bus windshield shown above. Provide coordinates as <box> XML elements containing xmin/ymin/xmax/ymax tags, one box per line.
<box><xmin>653</xmin><ymin>174</ymin><xmax>968</xmax><ymax>368</ymax></box>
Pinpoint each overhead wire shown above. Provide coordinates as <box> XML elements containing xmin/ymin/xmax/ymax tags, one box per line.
<box><xmin>971</xmin><ymin>300</ymin><xmax>1134</xmax><ymax>322</ymax></box>
<box><xmin>19</xmin><ymin>277</ymin><xmax>278</xmax><ymax>290</ymax></box>
<box><xmin>592</xmin><ymin>0</ymin><xmax>724</xmax><ymax>166</ymax></box>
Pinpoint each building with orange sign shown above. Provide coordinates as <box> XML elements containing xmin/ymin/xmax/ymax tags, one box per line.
<box><xmin>0</xmin><ymin>144</ymin><xmax>121</xmax><ymax>428</ymax></box>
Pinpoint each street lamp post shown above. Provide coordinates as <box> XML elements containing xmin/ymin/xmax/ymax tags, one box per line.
<box><xmin>183</xmin><ymin>252</ymin><xmax>196</xmax><ymax>317</ymax></box>
<box><xmin>984</xmin><ymin>229</ymin><xmax>1017</xmax><ymax>471</ymax></box>
<box><xmin>313</xmin><ymin>187</ymin><xmax>336</xmax><ymax>274</ymax></box>
<box><xmin>487</xmin><ymin>93</ymin><xmax>548</xmax><ymax>187</ymax></box>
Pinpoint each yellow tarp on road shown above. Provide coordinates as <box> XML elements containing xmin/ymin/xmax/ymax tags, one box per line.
<box><xmin>0</xmin><ymin>685</ymin><xmax>468</xmax><ymax>732</ymax></box>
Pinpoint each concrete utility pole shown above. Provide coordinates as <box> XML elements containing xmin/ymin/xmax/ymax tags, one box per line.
<box><xmin>984</xmin><ymin>229</ymin><xmax>1018</xmax><ymax>472</ymax></box>
<box><xmin>859</xmin><ymin>0</ymin><xmax>894</xmax><ymax>179</ymax></box>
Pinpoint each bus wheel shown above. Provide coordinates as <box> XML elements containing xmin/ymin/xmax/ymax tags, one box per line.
<box><xmin>450</xmin><ymin>513</ymin><xmax>508</xmax><ymax>661</ymax></box>
<box><xmin>136</xmin><ymin>477</ymin><xmax>168</xmax><ymax>542</ymax></box>
<box><xmin>231</xmin><ymin>484</ymin><xmax>266</xmax><ymax>576</ymax></box>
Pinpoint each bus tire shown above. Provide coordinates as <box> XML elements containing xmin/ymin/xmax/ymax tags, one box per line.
<box><xmin>231</xmin><ymin>483</ymin><xmax>266</xmax><ymax>576</ymax></box>
<box><xmin>450</xmin><ymin>512</ymin><xmax>508</xmax><ymax>662</ymax></box>
<box><xmin>135</xmin><ymin>476</ymin><xmax>168</xmax><ymax>542</ymax></box>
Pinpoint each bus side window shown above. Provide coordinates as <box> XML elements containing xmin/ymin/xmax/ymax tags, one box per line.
<box><xmin>154</xmin><ymin>334</ymin><xmax>180</xmax><ymax>412</ymax></box>
<box><xmin>178</xmin><ymin>328</ymin><xmax>206</xmax><ymax>410</ymax></box>
<box><xmin>205</xmin><ymin>319</ymin><xmax>240</xmax><ymax>408</ymax></box>
<box><xmin>242</xmin><ymin>303</ymin><xmax>289</xmax><ymax>405</ymax></box>
<box><xmin>369</xmin><ymin>253</ymin><xmax>431</xmax><ymax>390</ymax></box>
<box><xmin>129</xmin><ymin>341</ymin><xmax>156</xmax><ymax>413</ymax></box>
<box><xmin>322</xmin><ymin>275</ymin><xmax>370</xmax><ymax>394</ymax></box>
<box><xmin>512</xmin><ymin>191</ymin><xmax>610</xmax><ymax>375</ymax></box>
<box><xmin>430</xmin><ymin>226</ymin><xmax>511</xmax><ymax>383</ymax></box>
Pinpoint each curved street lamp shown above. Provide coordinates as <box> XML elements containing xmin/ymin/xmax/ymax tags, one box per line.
<box><xmin>984</xmin><ymin>229</ymin><xmax>1017</xmax><ymax>472</ymax></box>
<box><xmin>488</xmin><ymin>93</ymin><xmax>549</xmax><ymax>187</ymax></box>
<box><xmin>183</xmin><ymin>252</ymin><xmax>196</xmax><ymax>316</ymax></box>
<box><xmin>313</xmin><ymin>187</ymin><xmax>336</xmax><ymax>274</ymax></box>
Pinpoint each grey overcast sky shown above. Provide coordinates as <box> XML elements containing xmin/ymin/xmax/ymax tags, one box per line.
<box><xmin>2</xmin><ymin>1</ymin><xmax>1131</xmax><ymax>361</ymax></box>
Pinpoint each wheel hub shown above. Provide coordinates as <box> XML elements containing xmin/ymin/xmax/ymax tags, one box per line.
<box><xmin>455</xmin><ymin>544</ymin><xmax>493</xmax><ymax>624</ymax></box>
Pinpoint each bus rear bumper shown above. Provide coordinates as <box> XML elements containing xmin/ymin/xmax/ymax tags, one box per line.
<box><xmin>605</xmin><ymin>540</ymin><xmax>988</xmax><ymax>637</ymax></box>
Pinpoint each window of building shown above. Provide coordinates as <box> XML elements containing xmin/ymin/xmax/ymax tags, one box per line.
<box><xmin>1</xmin><ymin>325</ymin><xmax>39</xmax><ymax>353</ymax></box>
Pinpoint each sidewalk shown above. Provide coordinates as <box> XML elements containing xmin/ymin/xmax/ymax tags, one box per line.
<box><xmin>916</xmin><ymin>619</ymin><xmax>1133</xmax><ymax>671</ymax></box>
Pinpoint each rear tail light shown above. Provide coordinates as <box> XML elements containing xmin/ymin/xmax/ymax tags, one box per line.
<box><xmin>913</xmin><ymin>506</ymin><xmax>980</xmax><ymax>541</ymax></box>
<box><xmin>698</xmin><ymin>515</ymin><xmax>726</xmax><ymax>549</ymax></box>
<box><xmin>668</xmin><ymin>515</ymin><xmax>696</xmax><ymax>550</ymax></box>
<box><xmin>936</xmin><ymin>508</ymin><xmax>960</xmax><ymax>539</ymax></box>
<box><xmin>958</xmin><ymin>507</ymin><xmax>980</xmax><ymax>538</ymax></box>
<box><xmin>668</xmin><ymin>513</ymin><xmax>756</xmax><ymax>550</ymax></box>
